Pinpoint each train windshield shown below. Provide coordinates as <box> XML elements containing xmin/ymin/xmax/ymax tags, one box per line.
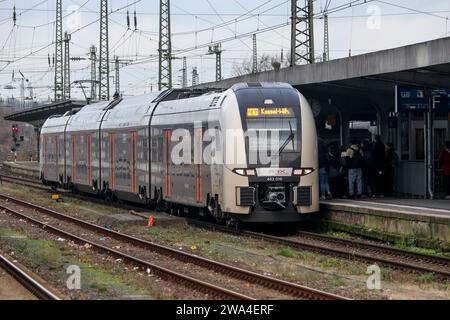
<box><xmin>246</xmin><ymin>117</ymin><xmax>299</xmax><ymax>153</ymax></box>
<box><xmin>245</xmin><ymin>107</ymin><xmax>301</xmax><ymax>167</ymax></box>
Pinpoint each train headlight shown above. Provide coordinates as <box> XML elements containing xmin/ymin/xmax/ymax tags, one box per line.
<box><xmin>293</xmin><ymin>168</ymin><xmax>314</xmax><ymax>176</ymax></box>
<box><xmin>245</xmin><ymin>169</ymin><xmax>256</xmax><ymax>176</ymax></box>
<box><xmin>233</xmin><ymin>168</ymin><xmax>257</xmax><ymax>176</ymax></box>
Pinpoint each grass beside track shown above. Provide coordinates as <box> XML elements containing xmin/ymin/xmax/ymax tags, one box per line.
<box><xmin>0</xmin><ymin>182</ymin><xmax>449</xmax><ymax>299</ymax></box>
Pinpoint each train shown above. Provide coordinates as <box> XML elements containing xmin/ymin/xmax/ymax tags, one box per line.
<box><xmin>40</xmin><ymin>82</ymin><xmax>318</xmax><ymax>224</ymax></box>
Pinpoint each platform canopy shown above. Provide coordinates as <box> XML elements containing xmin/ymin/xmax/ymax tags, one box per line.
<box><xmin>194</xmin><ymin>36</ymin><xmax>450</xmax><ymax>118</ymax></box>
<box><xmin>3</xmin><ymin>100</ymin><xmax>86</xmax><ymax>127</ymax></box>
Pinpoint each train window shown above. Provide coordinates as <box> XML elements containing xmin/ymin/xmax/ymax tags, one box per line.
<box><xmin>246</xmin><ymin>117</ymin><xmax>298</xmax><ymax>152</ymax></box>
<box><xmin>220</xmin><ymin>95</ymin><xmax>227</xmax><ymax>106</ymax></box>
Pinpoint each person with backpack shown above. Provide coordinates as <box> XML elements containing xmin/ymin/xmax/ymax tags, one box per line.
<box><xmin>345</xmin><ymin>140</ymin><xmax>364</xmax><ymax>199</ymax></box>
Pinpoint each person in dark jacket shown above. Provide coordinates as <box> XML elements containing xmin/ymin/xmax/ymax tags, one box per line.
<box><xmin>372</xmin><ymin>135</ymin><xmax>386</xmax><ymax>196</ymax></box>
<box><xmin>328</xmin><ymin>142</ymin><xmax>343</xmax><ymax>197</ymax></box>
<box><xmin>344</xmin><ymin>140</ymin><xmax>364</xmax><ymax>198</ymax></box>
<box><xmin>361</xmin><ymin>140</ymin><xmax>375</xmax><ymax>197</ymax></box>
<box><xmin>340</xmin><ymin>145</ymin><xmax>350</xmax><ymax>197</ymax></box>
<box><xmin>384</xmin><ymin>143</ymin><xmax>399</xmax><ymax>197</ymax></box>
<box><xmin>319</xmin><ymin>142</ymin><xmax>332</xmax><ymax>199</ymax></box>
<box><xmin>439</xmin><ymin>141</ymin><xmax>450</xmax><ymax>199</ymax></box>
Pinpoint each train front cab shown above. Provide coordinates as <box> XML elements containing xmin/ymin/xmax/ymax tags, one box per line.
<box><xmin>220</xmin><ymin>84</ymin><xmax>319</xmax><ymax>223</ymax></box>
<box><xmin>40</xmin><ymin>115</ymin><xmax>71</xmax><ymax>189</ymax></box>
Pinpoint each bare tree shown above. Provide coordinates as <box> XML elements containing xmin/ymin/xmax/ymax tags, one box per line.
<box><xmin>232</xmin><ymin>58</ymin><xmax>253</xmax><ymax>77</ymax></box>
<box><xmin>231</xmin><ymin>53</ymin><xmax>286</xmax><ymax>77</ymax></box>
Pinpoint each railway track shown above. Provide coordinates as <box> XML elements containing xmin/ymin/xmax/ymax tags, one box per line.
<box><xmin>3</xmin><ymin>172</ymin><xmax>449</xmax><ymax>281</ymax></box>
<box><xmin>0</xmin><ymin>192</ymin><xmax>345</xmax><ymax>300</ymax></box>
<box><xmin>188</xmin><ymin>220</ymin><xmax>450</xmax><ymax>280</ymax></box>
<box><xmin>0</xmin><ymin>173</ymin><xmax>50</xmax><ymax>192</ymax></box>
<box><xmin>0</xmin><ymin>254</ymin><xmax>60</xmax><ymax>300</ymax></box>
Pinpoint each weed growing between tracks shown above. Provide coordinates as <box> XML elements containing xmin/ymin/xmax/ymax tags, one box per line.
<box><xmin>0</xmin><ymin>223</ymin><xmax>205</xmax><ymax>300</ymax></box>
<box><xmin>1</xmin><ymin>183</ymin><xmax>449</xmax><ymax>299</ymax></box>
<box><xmin>325</xmin><ymin>230</ymin><xmax>449</xmax><ymax>258</ymax></box>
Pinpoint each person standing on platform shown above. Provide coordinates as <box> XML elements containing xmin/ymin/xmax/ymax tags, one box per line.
<box><xmin>384</xmin><ymin>143</ymin><xmax>399</xmax><ymax>197</ymax></box>
<box><xmin>373</xmin><ymin>135</ymin><xmax>386</xmax><ymax>196</ymax></box>
<box><xmin>362</xmin><ymin>140</ymin><xmax>375</xmax><ymax>197</ymax></box>
<box><xmin>340</xmin><ymin>145</ymin><xmax>350</xmax><ymax>198</ymax></box>
<box><xmin>439</xmin><ymin>141</ymin><xmax>450</xmax><ymax>199</ymax></box>
<box><xmin>328</xmin><ymin>142</ymin><xmax>342</xmax><ymax>197</ymax></box>
<box><xmin>345</xmin><ymin>141</ymin><xmax>364</xmax><ymax>199</ymax></box>
<box><xmin>319</xmin><ymin>142</ymin><xmax>332</xmax><ymax>200</ymax></box>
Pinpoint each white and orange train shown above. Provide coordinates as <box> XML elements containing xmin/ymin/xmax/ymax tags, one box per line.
<box><xmin>40</xmin><ymin>82</ymin><xmax>318</xmax><ymax>224</ymax></box>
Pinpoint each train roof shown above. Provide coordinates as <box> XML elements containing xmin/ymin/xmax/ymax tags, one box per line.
<box><xmin>101</xmin><ymin>92</ymin><xmax>162</xmax><ymax>130</ymax></box>
<box><xmin>230</xmin><ymin>82</ymin><xmax>293</xmax><ymax>91</ymax></box>
<box><xmin>40</xmin><ymin>113</ymin><xmax>71</xmax><ymax>134</ymax></box>
<box><xmin>41</xmin><ymin>83</ymin><xmax>294</xmax><ymax>133</ymax></box>
<box><xmin>65</xmin><ymin>100</ymin><xmax>111</xmax><ymax>132</ymax></box>
<box><xmin>153</xmin><ymin>90</ymin><xmax>225</xmax><ymax>117</ymax></box>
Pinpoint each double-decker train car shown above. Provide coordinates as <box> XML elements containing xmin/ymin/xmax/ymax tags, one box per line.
<box><xmin>40</xmin><ymin>82</ymin><xmax>318</xmax><ymax>224</ymax></box>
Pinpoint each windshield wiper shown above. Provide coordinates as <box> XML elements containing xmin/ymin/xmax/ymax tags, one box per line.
<box><xmin>278</xmin><ymin>120</ymin><xmax>295</xmax><ymax>155</ymax></box>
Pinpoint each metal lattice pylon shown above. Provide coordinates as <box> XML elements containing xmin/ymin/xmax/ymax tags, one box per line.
<box><xmin>252</xmin><ymin>34</ymin><xmax>258</xmax><ymax>73</ymax></box>
<box><xmin>90</xmin><ymin>45</ymin><xmax>97</xmax><ymax>100</ymax></box>
<box><xmin>63</xmin><ymin>32</ymin><xmax>71</xmax><ymax>100</ymax></box>
<box><xmin>290</xmin><ymin>0</ymin><xmax>315</xmax><ymax>66</ymax></box>
<box><xmin>54</xmin><ymin>0</ymin><xmax>63</xmax><ymax>101</ymax></box>
<box><xmin>323</xmin><ymin>13</ymin><xmax>329</xmax><ymax>62</ymax></box>
<box><xmin>114</xmin><ymin>56</ymin><xmax>120</xmax><ymax>95</ymax></box>
<box><xmin>181</xmin><ymin>57</ymin><xmax>187</xmax><ymax>88</ymax></box>
<box><xmin>208</xmin><ymin>43</ymin><xmax>222</xmax><ymax>82</ymax></box>
<box><xmin>98</xmin><ymin>0</ymin><xmax>110</xmax><ymax>100</ymax></box>
<box><xmin>192</xmin><ymin>67</ymin><xmax>199</xmax><ymax>86</ymax></box>
<box><xmin>158</xmin><ymin>0</ymin><xmax>172</xmax><ymax>90</ymax></box>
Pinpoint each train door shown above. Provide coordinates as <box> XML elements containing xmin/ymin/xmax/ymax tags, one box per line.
<box><xmin>57</xmin><ymin>133</ymin><xmax>65</xmax><ymax>184</ymax></box>
<box><xmin>54</xmin><ymin>135</ymin><xmax>59</xmax><ymax>182</ymax></box>
<box><xmin>131</xmin><ymin>131</ymin><xmax>137</xmax><ymax>194</ymax></box>
<box><xmin>42</xmin><ymin>134</ymin><xmax>48</xmax><ymax>180</ymax></box>
<box><xmin>87</xmin><ymin>134</ymin><xmax>92</xmax><ymax>186</ymax></box>
<box><xmin>71</xmin><ymin>133</ymin><xmax>91</xmax><ymax>187</ymax></box>
<box><xmin>194</xmin><ymin>127</ymin><xmax>203</xmax><ymax>204</ymax></box>
<box><xmin>44</xmin><ymin>135</ymin><xmax>58</xmax><ymax>182</ymax></box>
<box><xmin>110</xmin><ymin>131</ymin><xmax>136</xmax><ymax>193</ymax></box>
<box><xmin>71</xmin><ymin>135</ymin><xmax>76</xmax><ymax>183</ymax></box>
<box><xmin>163</xmin><ymin>129</ymin><xmax>172</xmax><ymax>199</ymax></box>
<box><xmin>109</xmin><ymin>133</ymin><xmax>115</xmax><ymax>190</ymax></box>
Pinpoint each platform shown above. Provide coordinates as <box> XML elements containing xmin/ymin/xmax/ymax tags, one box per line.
<box><xmin>1</xmin><ymin>161</ymin><xmax>40</xmax><ymax>179</ymax></box>
<box><xmin>317</xmin><ymin>198</ymin><xmax>450</xmax><ymax>250</ymax></box>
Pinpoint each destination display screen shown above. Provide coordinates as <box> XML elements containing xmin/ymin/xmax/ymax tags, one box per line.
<box><xmin>246</xmin><ymin>107</ymin><xmax>293</xmax><ymax>117</ymax></box>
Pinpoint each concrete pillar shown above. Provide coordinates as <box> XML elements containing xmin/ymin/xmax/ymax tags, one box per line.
<box><xmin>378</xmin><ymin>107</ymin><xmax>390</xmax><ymax>143</ymax></box>
<box><xmin>332</xmin><ymin>102</ymin><xmax>350</xmax><ymax>146</ymax></box>
<box><xmin>341</xmin><ymin>112</ymin><xmax>350</xmax><ymax>145</ymax></box>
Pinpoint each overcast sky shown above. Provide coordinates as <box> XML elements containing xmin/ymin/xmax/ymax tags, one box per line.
<box><xmin>0</xmin><ymin>0</ymin><xmax>449</xmax><ymax>101</ymax></box>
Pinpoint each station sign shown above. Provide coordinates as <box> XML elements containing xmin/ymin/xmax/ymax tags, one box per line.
<box><xmin>246</xmin><ymin>107</ymin><xmax>293</xmax><ymax>117</ymax></box>
<box><xmin>395</xmin><ymin>85</ymin><xmax>450</xmax><ymax>112</ymax></box>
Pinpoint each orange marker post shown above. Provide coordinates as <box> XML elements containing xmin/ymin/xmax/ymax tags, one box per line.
<box><xmin>147</xmin><ymin>215</ymin><xmax>155</xmax><ymax>227</ymax></box>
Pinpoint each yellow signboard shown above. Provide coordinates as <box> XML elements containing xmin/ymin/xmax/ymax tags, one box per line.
<box><xmin>247</xmin><ymin>107</ymin><xmax>292</xmax><ymax>117</ymax></box>
<box><xmin>246</xmin><ymin>108</ymin><xmax>260</xmax><ymax>117</ymax></box>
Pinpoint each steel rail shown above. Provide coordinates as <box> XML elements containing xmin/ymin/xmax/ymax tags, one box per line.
<box><xmin>0</xmin><ymin>254</ymin><xmax>61</xmax><ymax>300</ymax></box>
<box><xmin>189</xmin><ymin>220</ymin><xmax>450</xmax><ymax>280</ymax></box>
<box><xmin>0</xmin><ymin>193</ymin><xmax>346</xmax><ymax>300</ymax></box>
<box><xmin>2</xmin><ymin>173</ymin><xmax>449</xmax><ymax>280</ymax></box>
<box><xmin>0</xmin><ymin>203</ymin><xmax>253</xmax><ymax>300</ymax></box>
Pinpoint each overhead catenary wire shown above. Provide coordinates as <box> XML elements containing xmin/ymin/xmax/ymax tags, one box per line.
<box><xmin>1</xmin><ymin>0</ymin><xmax>448</xmax><ymax>98</ymax></box>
